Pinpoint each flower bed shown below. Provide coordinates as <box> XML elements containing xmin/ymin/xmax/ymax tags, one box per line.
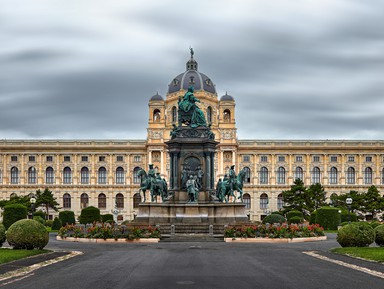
<box><xmin>58</xmin><ymin>223</ymin><xmax>161</xmax><ymax>242</ymax></box>
<box><xmin>224</xmin><ymin>223</ymin><xmax>325</xmax><ymax>242</ymax></box>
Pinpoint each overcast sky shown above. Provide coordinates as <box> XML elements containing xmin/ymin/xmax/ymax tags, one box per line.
<box><xmin>1</xmin><ymin>0</ymin><xmax>384</xmax><ymax>140</ymax></box>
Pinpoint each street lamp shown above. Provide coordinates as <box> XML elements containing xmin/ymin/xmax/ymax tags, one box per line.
<box><xmin>346</xmin><ymin>197</ymin><xmax>353</xmax><ymax>224</ymax></box>
<box><xmin>30</xmin><ymin>196</ymin><xmax>36</xmax><ymax>219</ymax></box>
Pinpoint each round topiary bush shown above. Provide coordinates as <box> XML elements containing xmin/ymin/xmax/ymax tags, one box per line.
<box><xmin>286</xmin><ymin>210</ymin><xmax>303</xmax><ymax>221</ymax></box>
<box><xmin>288</xmin><ymin>216</ymin><xmax>303</xmax><ymax>224</ymax></box>
<box><xmin>337</xmin><ymin>222</ymin><xmax>375</xmax><ymax>247</ymax></box>
<box><xmin>369</xmin><ymin>221</ymin><xmax>382</xmax><ymax>229</ymax></box>
<box><xmin>374</xmin><ymin>225</ymin><xmax>384</xmax><ymax>247</ymax></box>
<box><xmin>262</xmin><ymin>213</ymin><xmax>286</xmax><ymax>224</ymax></box>
<box><xmin>79</xmin><ymin>206</ymin><xmax>101</xmax><ymax>224</ymax></box>
<box><xmin>59</xmin><ymin>210</ymin><xmax>76</xmax><ymax>226</ymax></box>
<box><xmin>3</xmin><ymin>204</ymin><xmax>28</xmax><ymax>229</ymax></box>
<box><xmin>0</xmin><ymin>223</ymin><xmax>6</xmax><ymax>247</ymax></box>
<box><xmin>6</xmin><ymin>219</ymin><xmax>49</xmax><ymax>250</ymax></box>
<box><xmin>315</xmin><ymin>206</ymin><xmax>341</xmax><ymax>230</ymax></box>
<box><xmin>101</xmin><ymin>214</ymin><xmax>114</xmax><ymax>223</ymax></box>
<box><xmin>51</xmin><ymin>217</ymin><xmax>62</xmax><ymax>230</ymax></box>
<box><xmin>33</xmin><ymin>216</ymin><xmax>46</xmax><ymax>225</ymax></box>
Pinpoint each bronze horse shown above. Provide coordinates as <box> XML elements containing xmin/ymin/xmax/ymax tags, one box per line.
<box><xmin>217</xmin><ymin>169</ymin><xmax>246</xmax><ymax>203</ymax></box>
<box><xmin>137</xmin><ymin>169</ymin><xmax>167</xmax><ymax>202</ymax></box>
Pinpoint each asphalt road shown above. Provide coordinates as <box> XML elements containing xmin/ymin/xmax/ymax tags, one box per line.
<box><xmin>1</xmin><ymin>234</ymin><xmax>383</xmax><ymax>289</ymax></box>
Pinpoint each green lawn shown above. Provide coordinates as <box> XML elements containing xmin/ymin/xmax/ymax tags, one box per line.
<box><xmin>331</xmin><ymin>247</ymin><xmax>384</xmax><ymax>262</ymax></box>
<box><xmin>0</xmin><ymin>248</ymin><xmax>49</xmax><ymax>265</ymax></box>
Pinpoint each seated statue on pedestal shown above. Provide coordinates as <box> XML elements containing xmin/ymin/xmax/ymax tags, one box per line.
<box><xmin>178</xmin><ymin>86</ymin><xmax>207</xmax><ymax>128</ymax></box>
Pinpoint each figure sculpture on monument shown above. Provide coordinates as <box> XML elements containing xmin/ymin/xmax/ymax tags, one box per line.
<box><xmin>196</xmin><ymin>166</ymin><xmax>204</xmax><ymax>189</ymax></box>
<box><xmin>216</xmin><ymin>166</ymin><xmax>246</xmax><ymax>203</ymax></box>
<box><xmin>181</xmin><ymin>166</ymin><xmax>189</xmax><ymax>189</ymax></box>
<box><xmin>178</xmin><ymin>86</ymin><xmax>207</xmax><ymax>128</ymax></box>
<box><xmin>229</xmin><ymin>165</ymin><xmax>236</xmax><ymax>196</ymax></box>
<box><xmin>186</xmin><ymin>175</ymin><xmax>199</xmax><ymax>203</ymax></box>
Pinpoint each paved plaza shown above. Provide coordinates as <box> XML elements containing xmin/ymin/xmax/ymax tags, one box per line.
<box><xmin>0</xmin><ymin>233</ymin><xmax>383</xmax><ymax>289</ymax></box>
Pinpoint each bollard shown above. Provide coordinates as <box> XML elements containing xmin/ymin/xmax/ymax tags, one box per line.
<box><xmin>171</xmin><ymin>224</ymin><xmax>175</xmax><ymax>235</ymax></box>
<box><xmin>209</xmin><ymin>224</ymin><xmax>213</xmax><ymax>236</ymax></box>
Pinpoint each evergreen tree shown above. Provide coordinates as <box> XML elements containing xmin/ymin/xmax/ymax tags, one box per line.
<box><xmin>360</xmin><ymin>185</ymin><xmax>384</xmax><ymax>219</ymax></box>
<box><xmin>307</xmin><ymin>183</ymin><xmax>327</xmax><ymax>211</ymax></box>
<box><xmin>35</xmin><ymin>188</ymin><xmax>60</xmax><ymax>220</ymax></box>
<box><xmin>282</xmin><ymin>179</ymin><xmax>308</xmax><ymax>215</ymax></box>
<box><xmin>0</xmin><ymin>194</ymin><xmax>31</xmax><ymax>209</ymax></box>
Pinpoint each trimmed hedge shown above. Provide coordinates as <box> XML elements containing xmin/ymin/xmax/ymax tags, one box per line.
<box><xmin>101</xmin><ymin>214</ymin><xmax>114</xmax><ymax>223</ymax></box>
<box><xmin>309</xmin><ymin>211</ymin><xmax>317</xmax><ymax>225</ymax></box>
<box><xmin>6</xmin><ymin>219</ymin><xmax>49</xmax><ymax>250</ymax></box>
<box><xmin>339</xmin><ymin>209</ymin><xmax>357</xmax><ymax>223</ymax></box>
<box><xmin>315</xmin><ymin>207</ymin><xmax>340</xmax><ymax>230</ymax></box>
<box><xmin>52</xmin><ymin>217</ymin><xmax>62</xmax><ymax>230</ymax></box>
<box><xmin>46</xmin><ymin>220</ymin><xmax>53</xmax><ymax>228</ymax></box>
<box><xmin>262</xmin><ymin>213</ymin><xmax>286</xmax><ymax>224</ymax></box>
<box><xmin>286</xmin><ymin>210</ymin><xmax>303</xmax><ymax>221</ymax></box>
<box><xmin>79</xmin><ymin>206</ymin><xmax>101</xmax><ymax>224</ymax></box>
<box><xmin>59</xmin><ymin>211</ymin><xmax>76</xmax><ymax>226</ymax></box>
<box><xmin>374</xmin><ymin>225</ymin><xmax>384</xmax><ymax>247</ymax></box>
<box><xmin>369</xmin><ymin>221</ymin><xmax>382</xmax><ymax>229</ymax></box>
<box><xmin>33</xmin><ymin>216</ymin><xmax>46</xmax><ymax>225</ymax></box>
<box><xmin>34</xmin><ymin>210</ymin><xmax>46</xmax><ymax>220</ymax></box>
<box><xmin>288</xmin><ymin>216</ymin><xmax>303</xmax><ymax>224</ymax></box>
<box><xmin>3</xmin><ymin>204</ymin><xmax>28</xmax><ymax>229</ymax></box>
<box><xmin>337</xmin><ymin>222</ymin><xmax>375</xmax><ymax>247</ymax></box>
<box><xmin>271</xmin><ymin>211</ymin><xmax>283</xmax><ymax>216</ymax></box>
<box><xmin>0</xmin><ymin>223</ymin><xmax>6</xmax><ymax>247</ymax></box>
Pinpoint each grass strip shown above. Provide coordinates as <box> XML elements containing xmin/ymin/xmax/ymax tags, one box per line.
<box><xmin>331</xmin><ymin>247</ymin><xmax>384</xmax><ymax>262</ymax></box>
<box><xmin>0</xmin><ymin>248</ymin><xmax>49</xmax><ymax>265</ymax></box>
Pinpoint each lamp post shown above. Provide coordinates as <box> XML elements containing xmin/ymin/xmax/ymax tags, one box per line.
<box><xmin>30</xmin><ymin>196</ymin><xmax>36</xmax><ymax>219</ymax></box>
<box><xmin>346</xmin><ymin>197</ymin><xmax>353</xmax><ymax>224</ymax></box>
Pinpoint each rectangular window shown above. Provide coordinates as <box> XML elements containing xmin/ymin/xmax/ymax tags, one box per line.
<box><xmin>11</xmin><ymin>156</ymin><xmax>18</xmax><ymax>162</ymax></box>
<box><xmin>330</xmin><ymin>156</ymin><xmax>338</xmax><ymax>162</ymax></box>
<box><xmin>134</xmin><ymin>155</ymin><xmax>141</xmax><ymax>162</ymax></box>
<box><xmin>348</xmin><ymin>156</ymin><xmax>355</xmax><ymax>162</ymax></box>
<box><xmin>116</xmin><ymin>156</ymin><xmax>124</xmax><ymax>162</ymax></box>
<box><xmin>260</xmin><ymin>156</ymin><xmax>268</xmax><ymax>162</ymax></box>
<box><xmin>295</xmin><ymin>156</ymin><xmax>302</xmax><ymax>162</ymax></box>
<box><xmin>29</xmin><ymin>155</ymin><xmax>36</xmax><ymax>162</ymax></box>
<box><xmin>64</xmin><ymin>156</ymin><xmax>71</xmax><ymax>162</ymax></box>
<box><xmin>313</xmin><ymin>156</ymin><xmax>320</xmax><ymax>162</ymax></box>
<box><xmin>366</xmin><ymin>156</ymin><xmax>372</xmax><ymax>162</ymax></box>
<box><xmin>81</xmin><ymin>156</ymin><xmax>89</xmax><ymax>162</ymax></box>
<box><xmin>99</xmin><ymin>156</ymin><xmax>105</xmax><ymax>162</ymax></box>
<box><xmin>46</xmin><ymin>156</ymin><xmax>53</xmax><ymax>162</ymax></box>
<box><xmin>278</xmin><ymin>156</ymin><xmax>285</xmax><ymax>162</ymax></box>
<box><xmin>243</xmin><ymin>155</ymin><xmax>250</xmax><ymax>162</ymax></box>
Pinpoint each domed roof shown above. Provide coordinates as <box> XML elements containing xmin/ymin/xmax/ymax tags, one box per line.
<box><xmin>220</xmin><ymin>92</ymin><xmax>234</xmax><ymax>101</ymax></box>
<box><xmin>150</xmin><ymin>92</ymin><xmax>164</xmax><ymax>101</ymax></box>
<box><xmin>168</xmin><ymin>51</ymin><xmax>216</xmax><ymax>95</ymax></box>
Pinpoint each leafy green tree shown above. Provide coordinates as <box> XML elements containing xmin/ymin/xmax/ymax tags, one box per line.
<box><xmin>282</xmin><ymin>179</ymin><xmax>308</xmax><ymax>215</ymax></box>
<box><xmin>0</xmin><ymin>194</ymin><xmax>31</xmax><ymax>210</ymax></box>
<box><xmin>35</xmin><ymin>188</ymin><xmax>60</xmax><ymax>220</ymax></box>
<box><xmin>360</xmin><ymin>185</ymin><xmax>384</xmax><ymax>220</ymax></box>
<box><xmin>307</xmin><ymin>183</ymin><xmax>327</xmax><ymax>211</ymax></box>
<box><xmin>330</xmin><ymin>190</ymin><xmax>362</xmax><ymax>212</ymax></box>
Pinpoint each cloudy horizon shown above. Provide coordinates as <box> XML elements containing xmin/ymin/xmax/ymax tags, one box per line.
<box><xmin>1</xmin><ymin>0</ymin><xmax>384</xmax><ymax>141</ymax></box>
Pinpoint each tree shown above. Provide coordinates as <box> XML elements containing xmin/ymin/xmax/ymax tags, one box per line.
<box><xmin>0</xmin><ymin>194</ymin><xmax>31</xmax><ymax>210</ymax></box>
<box><xmin>330</xmin><ymin>190</ymin><xmax>362</xmax><ymax>212</ymax></box>
<box><xmin>35</xmin><ymin>188</ymin><xmax>60</xmax><ymax>220</ymax></box>
<box><xmin>360</xmin><ymin>185</ymin><xmax>384</xmax><ymax>220</ymax></box>
<box><xmin>282</xmin><ymin>179</ymin><xmax>308</xmax><ymax>215</ymax></box>
<box><xmin>307</xmin><ymin>183</ymin><xmax>327</xmax><ymax>211</ymax></box>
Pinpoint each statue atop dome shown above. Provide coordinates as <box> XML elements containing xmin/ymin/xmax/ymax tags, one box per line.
<box><xmin>178</xmin><ymin>86</ymin><xmax>207</xmax><ymax>128</ymax></box>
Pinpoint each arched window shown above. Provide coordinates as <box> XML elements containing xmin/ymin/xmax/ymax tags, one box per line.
<box><xmin>116</xmin><ymin>193</ymin><xmax>124</xmax><ymax>209</ymax></box>
<box><xmin>223</xmin><ymin>109</ymin><xmax>231</xmax><ymax>122</ymax></box>
<box><xmin>153</xmin><ymin>109</ymin><xmax>161</xmax><ymax>122</ymax></box>
<box><xmin>80</xmin><ymin>193</ymin><xmax>89</xmax><ymax>209</ymax></box>
<box><xmin>260</xmin><ymin>193</ymin><xmax>269</xmax><ymax>209</ymax></box>
<box><xmin>347</xmin><ymin>167</ymin><xmax>355</xmax><ymax>184</ymax></box>
<box><xmin>63</xmin><ymin>193</ymin><xmax>71</xmax><ymax>209</ymax></box>
<box><xmin>243</xmin><ymin>193</ymin><xmax>251</xmax><ymax>209</ymax></box>
<box><xmin>46</xmin><ymin>167</ymin><xmax>54</xmax><ymax>184</ymax></box>
<box><xmin>63</xmin><ymin>167</ymin><xmax>72</xmax><ymax>184</ymax></box>
<box><xmin>172</xmin><ymin>106</ymin><xmax>177</xmax><ymax>123</ymax></box>
<box><xmin>98</xmin><ymin>167</ymin><xmax>107</xmax><ymax>184</ymax></box>
<box><xmin>98</xmin><ymin>193</ymin><xmax>106</xmax><ymax>209</ymax></box>
<box><xmin>364</xmin><ymin>167</ymin><xmax>372</xmax><ymax>184</ymax></box>
<box><xmin>28</xmin><ymin>166</ymin><xmax>37</xmax><ymax>184</ymax></box>
<box><xmin>116</xmin><ymin>167</ymin><xmax>125</xmax><ymax>184</ymax></box>
<box><xmin>312</xmin><ymin>167</ymin><xmax>320</xmax><ymax>184</ymax></box>
<box><xmin>133</xmin><ymin>167</ymin><xmax>141</xmax><ymax>184</ymax></box>
<box><xmin>294</xmin><ymin>167</ymin><xmax>303</xmax><ymax>181</ymax></box>
<box><xmin>207</xmin><ymin>106</ymin><xmax>212</xmax><ymax>124</ymax></box>
<box><xmin>260</xmin><ymin>167</ymin><xmax>268</xmax><ymax>184</ymax></box>
<box><xmin>133</xmin><ymin>193</ymin><xmax>141</xmax><ymax>208</ymax></box>
<box><xmin>81</xmin><ymin>167</ymin><xmax>89</xmax><ymax>184</ymax></box>
<box><xmin>277</xmin><ymin>193</ymin><xmax>284</xmax><ymax>209</ymax></box>
<box><xmin>277</xmin><ymin>167</ymin><xmax>286</xmax><ymax>184</ymax></box>
<box><xmin>243</xmin><ymin>167</ymin><xmax>251</xmax><ymax>184</ymax></box>
<box><xmin>329</xmin><ymin>167</ymin><xmax>338</xmax><ymax>184</ymax></box>
<box><xmin>10</xmin><ymin>167</ymin><xmax>19</xmax><ymax>184</ymax></box>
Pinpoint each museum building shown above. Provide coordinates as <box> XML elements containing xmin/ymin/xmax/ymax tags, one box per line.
<box><xmin>1</xmin><ymin>53</ymin><xmax>384</xmax><ymax>222</ymax></box>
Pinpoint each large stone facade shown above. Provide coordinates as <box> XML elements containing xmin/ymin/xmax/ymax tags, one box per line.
<box><xmin>1</xmin><ymin>54</ymin><xmax>384</xmax><ymax>222</ymax></box>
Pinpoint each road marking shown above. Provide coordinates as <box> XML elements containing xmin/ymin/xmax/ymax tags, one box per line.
<box><xmin>0</xmin><ymin>273</ymin><xmax>34</xmax><ymax>287</ymax></box>
<box><xmin>0</xmin><ymin>251</ymin><xmax>83</xmax><ymax>284</ymax></box>
<box><xmin>303</xmin><ymin>251</ymin><xmax>384</xmax><ymax>279</ymax></box>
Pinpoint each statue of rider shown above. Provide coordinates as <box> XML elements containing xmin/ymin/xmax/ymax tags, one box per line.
<box><xmin>229</xmin><ymin>165</ymin><xmax>236</xmax><ymax>195</ymax></box>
